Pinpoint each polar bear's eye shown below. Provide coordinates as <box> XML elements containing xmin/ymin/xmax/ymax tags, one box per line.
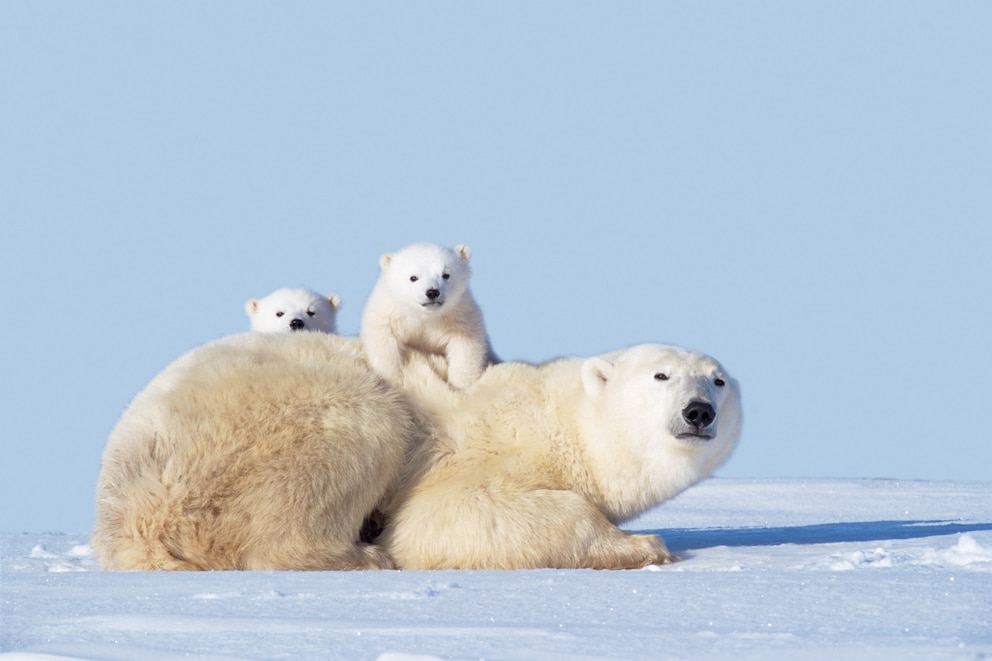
<box><xmin>276</xmin><ymin>311</ymin><xmax>285</xmax><ymax>317</ymax></box>
<box><xmin>714</xmin><ymin>378</ymin><xmax>726</xmax><ymax>387</ymax></box>
<box><xmin>442</xmin><ymin>273</ymin><xmax>450</xmax><ymax>280</ymax></box>
<box><xmin>307</xmin><ymin>310</ymin><xmax>316</xmax><ymax>317</ymax></box>
<box><xmin>654</xmin><ymin>373</ymin><xmax>669</xmax><ymax>381</ymax></box>
<box><xmin>410</xmin><ymin>276</ymin><xmax>419</xmax><ymax>282</ymax></box>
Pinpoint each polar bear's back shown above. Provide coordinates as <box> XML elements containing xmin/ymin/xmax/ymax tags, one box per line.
<box><xmin>446</xmin><ymin>358</ymin><xmax>582</xmax><ymax>458</ymax></box>
<box><xmin>92</xmin><ymin>332</ymin><xmax>416</xmax><ymax>571</ymax></box>
<box><xmin>394</xmin><ymin>356</ymin><xmax>589</xmax><ymax>499</ymax></box>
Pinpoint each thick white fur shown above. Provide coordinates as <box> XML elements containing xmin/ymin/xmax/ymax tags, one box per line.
<box><xmin>379</xmin><ymin>344</ymin><xmax>742</xmax><ymax>570</ymax></box>
<box><xmin>360</xmin><ymin>242</ymin><xmax>497</xmax><ymax>390</ymax></box>
<box><xmin>246</xmin><ymin>287</ymin><xmax>341</xmax><ymax>334</ymax></box>
<box><xmin>91</xmin><ymin>332</ymin><xmax>420</xmax><ymax>571</ymax></box>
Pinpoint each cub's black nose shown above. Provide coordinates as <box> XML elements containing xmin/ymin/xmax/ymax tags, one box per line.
<box><xmin>682</xmin><ymin>401</ymin><xmax>715</xmax><ymax>429</ymax></box>
<box><xmin>426</xmin><ymin>288</ymin><xmax>440</xmax><ymax>300</ymax></box>
<box><xmin>290</xmin><ymin>318</ymin><xmax>305</xmax><ymax>330</ymax></box>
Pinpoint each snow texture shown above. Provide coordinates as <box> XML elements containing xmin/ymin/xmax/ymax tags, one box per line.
<box><xmin>2</xmin><ymin>479</ymin><xmax>991</xmax><ymax>660</ymax></box>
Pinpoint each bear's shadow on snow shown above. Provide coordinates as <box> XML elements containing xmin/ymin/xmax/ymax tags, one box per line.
<box><xmin>640</xmin><ymin>520</ymin><xmax>992</xmax><ymax>554</ymax></box>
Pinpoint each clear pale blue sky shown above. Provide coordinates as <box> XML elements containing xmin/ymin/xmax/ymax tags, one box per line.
<box><xmin>2</xmin><ymin>2</ymin><xmax>990</xmax><ymax>533</ymax></box>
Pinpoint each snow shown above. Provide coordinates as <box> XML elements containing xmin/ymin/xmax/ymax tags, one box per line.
<box><xmin>3</xmin><ymin>479</ymin><xmax>991</xmax><ymax>660</ymax></box>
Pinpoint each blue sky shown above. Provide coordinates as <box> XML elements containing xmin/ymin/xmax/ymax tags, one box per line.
<box><xmin>2</xmin><ymin>2</ymin><xmax>990</xmax><ymax>533</ymax></box>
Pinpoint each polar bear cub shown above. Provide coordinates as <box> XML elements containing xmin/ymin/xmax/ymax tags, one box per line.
<box><xmin>379</xmin><ymin>343</ymin><xmax>742</xmax><ymax>570</ymax></box>
<box><xmin>360</xmin><ymin>242</ymin><xmax>497</xmax><ymax>390</ymax></box>
<box><xmin>91</xmin><ymin>332</ymin><xmax>420</xmax><ymax>571</ymax></box>
<box><xmin>246</xmin><ymin>288</ymin><xmax>341</xmax><ymax>333</ymax></box>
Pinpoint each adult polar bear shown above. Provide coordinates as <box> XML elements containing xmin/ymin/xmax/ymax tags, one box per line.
<box><xmin>92</xmin><ymin>333</ymin><xmax>740</xmax><ymax>571</ymax></box>
<box><xmin>378</xmin><ymin>344</ymin><xmax>742</xmax><ymax>569</ymax></box>
<box><xmin>91</xmin><ymin>332</ymin><xmax>420</xmax><ymax>571</ymax></box>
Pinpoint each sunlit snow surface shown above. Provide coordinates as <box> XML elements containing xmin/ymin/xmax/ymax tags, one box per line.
<box><xmin>3</xmin><ymin>479</ymin><xmax>991</xmax><ymax>660</ymax></box>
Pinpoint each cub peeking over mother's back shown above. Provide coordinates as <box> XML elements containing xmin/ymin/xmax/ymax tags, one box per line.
<box><xmin>246</xmin><ymin>287</ymin><xmax>341</xmax><ymax>334</ymax></box>
<box><xmin>360</xmin><ymin>242</ymin><xmax>497</xmax><ymax>390</ymax></box>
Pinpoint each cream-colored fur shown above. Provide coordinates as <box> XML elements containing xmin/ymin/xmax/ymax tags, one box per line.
<box><xmin>379</xmin><ymin>344</ymin><xmax>742</xmax><ymax>570</ymax></box>
<box><xmin>91</xmin><ymin>332</ymin><xmax>421</xmax><ymax>571</ymax></box>
<box><xmin>360</xmin><ymin>242</ymin><xmax>497</xmax><ymax>390</ymax></box>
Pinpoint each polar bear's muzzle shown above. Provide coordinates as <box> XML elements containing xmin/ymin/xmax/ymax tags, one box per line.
<box><xmin>421</xmin><ymin>288</ymin><xmax>445</xmax><ymax>308</ymax></box>
<box><xmin>671</xmin><ymin>400</ymin><xmax>717</xmax><ymax>441</ymax></box>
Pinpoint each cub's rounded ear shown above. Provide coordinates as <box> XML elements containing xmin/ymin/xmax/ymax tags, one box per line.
<box><xmin>379</xmin><ymin>253</ymin><xmax>394</xmax><ymax>270</ymax></box>
<box><xmin>245</xmin><ymin>299</ymin><xmax>260</xmax><ymax>317</ymax></box>
<box><xmin>455</xmin><ymin>244</ymin><xmax>472</xmax><ymax>262</ymax></box>
<box><xmin>581</xmin><ymin>356</ymin><xmax>615</xmax><ymax>397</ymax></box>
<box><xmin>328</xmin><ymin>294</ymin><xmax>342</xmax><ymax>310</ymax></box>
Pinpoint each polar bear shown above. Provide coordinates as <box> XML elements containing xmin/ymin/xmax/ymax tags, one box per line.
<box><xmin>378</xmin><ymin>344</ymin><xmax>742</xmax><ymax>570</ymax></box>
<box><xmin>246</xmin><ymin>288</ymin><xmax>341</xmax><ymax>333</ymax></box>
<box><xmin>360</xmin><ymin>242</ymin><xmax>497</xmax><ymax>390</ymax></box>
<box><xmin>91</xmin><ymin>332</ymin><xmax>422</xmax><ymax>571</ymax></box>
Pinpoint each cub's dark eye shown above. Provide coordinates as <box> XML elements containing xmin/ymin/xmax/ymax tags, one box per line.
<box><xmin>442</xmin><ymin>273</ymin><xmax>450</xmax><ymax>280</ymax></box>
<box><xmin>654</xmin><ymin>373</ymin><xmax>669</xmax><ymax>381</ymax></box>
<box><xmin>714</xmin><ymin>378</ymin><xmax>726</xmax><ymax>387</ymax></box>
<box><xmin>410</xmin><ymin>275</ymin><xmax>419</xmax><ymax>282</ymax></box>
<box><xmin>275</xmin><ymin>311</ymin><xmax>284</xmax><ymax>317</ymax></box>
<box><xmin>307</xmin><ymin>310</ymin><xmax>316</xmax><ymax>317</ymax></box>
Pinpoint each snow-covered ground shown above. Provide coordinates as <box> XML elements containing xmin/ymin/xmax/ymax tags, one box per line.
<box><xmin>3</xmin><ymin>479</ymin><xmax>991</xmax><ymax>661</ymax></box>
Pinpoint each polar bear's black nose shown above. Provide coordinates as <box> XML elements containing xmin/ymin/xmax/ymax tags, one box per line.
<box><xmin>682</xmin><ymin>401</ymin><xmax>715</xmax><ymax>429</ymax></box>
<box><xmin>289</xmin><ymin>318</ymin><xmax>305</xmax><ymax>330</ymax></box>
<box><xmin>425</xmin><ymin>288</ymin><xmax>440</xmax><ymax>300</ymax></box>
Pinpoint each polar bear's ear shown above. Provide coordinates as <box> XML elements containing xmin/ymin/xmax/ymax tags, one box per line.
<box><xmin>379</xmin><ymin>253</ymin><xmax>394</xmax><ymax>270</ymax></box>
<box><xmin>327</xmin><ymin>294</ymin><xmax>341</xmax><ymax>310</ymax></box>
<box><xmin>245</xmin><ymin>299</ymin><xmax>260</xmax><ymax>317</ymax></box>
<box><xmin>455</xmin><ymin>244</ymin><xmax>471</xmax><ymax>262</ymax></box>
<box><xmin>581</xmin><ymin>357</ymin><xmax>615</xmax><ymax>398</ymax></box>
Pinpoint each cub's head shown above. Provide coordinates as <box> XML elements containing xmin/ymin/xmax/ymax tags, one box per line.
<box><xmin>379</xmin><ymin>242</ymin><xmax>472</xmax><ymax>313</ymax></box>
<box><xmin>245</xmin><ymin>288</ymin><xmax>341</xmax><ymax>334</ymax></box>
<box><xmin>580</xmin><ymin>344</ymin><xmax>742</xmax><ymax>512</ymax></box>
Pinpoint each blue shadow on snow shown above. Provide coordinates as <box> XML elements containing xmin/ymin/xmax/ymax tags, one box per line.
<box><xmin>637</xmin><ymin>520</ymin><xmax>992</xmax><ymax>553</ymax></box>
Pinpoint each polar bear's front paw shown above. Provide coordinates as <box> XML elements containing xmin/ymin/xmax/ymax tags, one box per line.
<box><xmin>617</xmin><ymin>533</ymin><xmax>679</xmax><ymax>568</ymax></box>
<box><xmin>589</xmin><ymin>532</ymin><xmax>679</xmax><ymax>569</ymax></box>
